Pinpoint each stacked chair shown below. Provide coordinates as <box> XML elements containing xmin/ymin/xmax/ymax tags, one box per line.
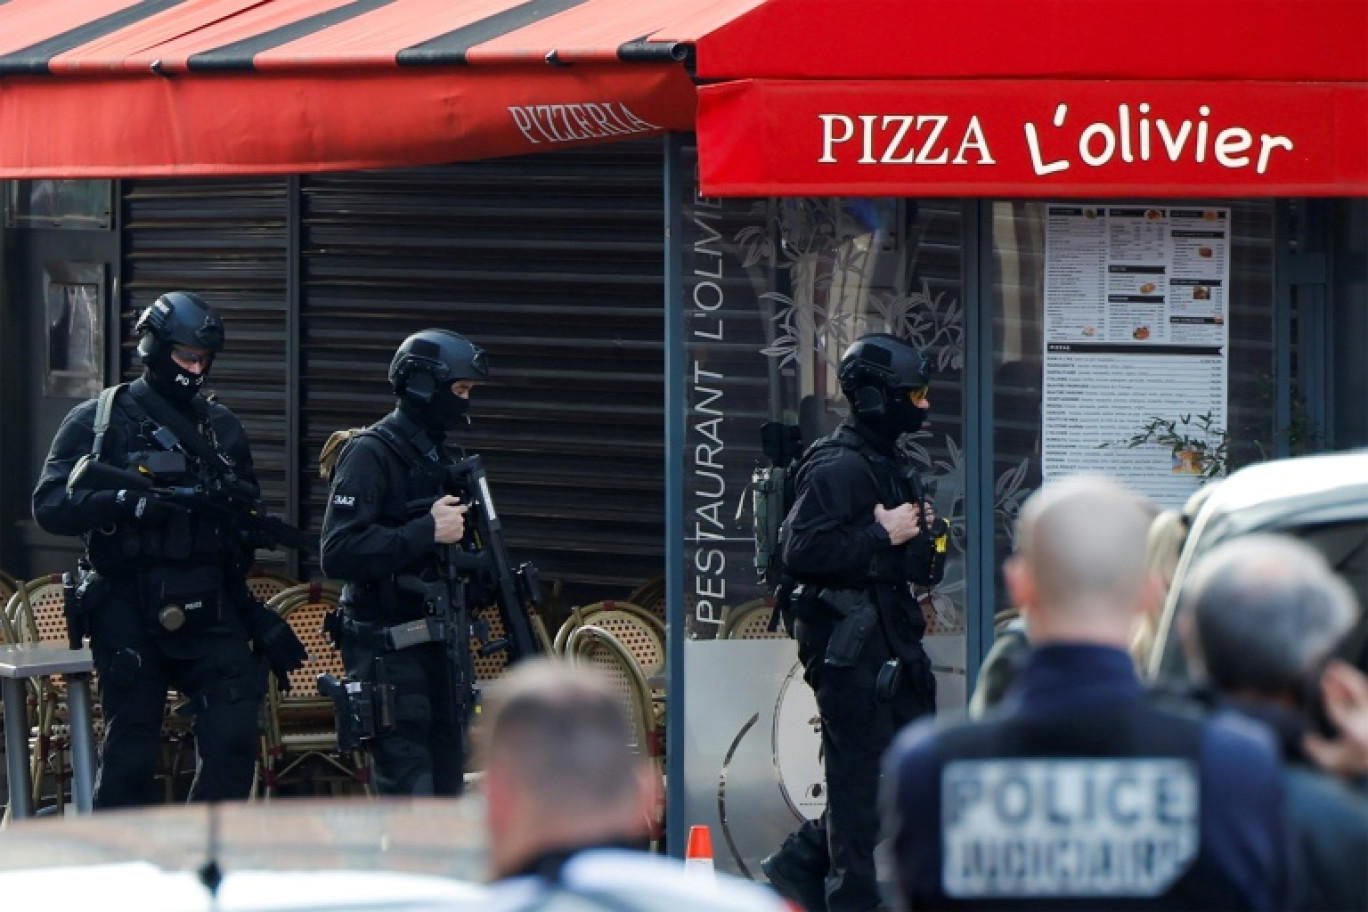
<box><xmin>719</xmin><ymin>597</ymin><xmax>789</xmax><ymax>640</ymax></box>
<box><xmin>625</xmin><ymin>576</ymin><xmax>667</xmax><ymax>627</ymax></box>
<box><xmin>4</xmin><ymin>573</ymin><xmax>82</xmax><ymax>814</ymax></box>
<box><xmin>0</xmin><ymin>570</ymin><xmax>29</xmax><ymax>824</ymax></box>
<box><xmin>553</xmin><ymin>600</ymin><xmax>665</xmax><ymax>689</ymax></box>
<box><xmin>561</xmin><ymin>622</ymin><xmax>665</xmax><ymax>848</ymax></box>
<box><xmin>257</xmin><ymin>581</ymin><xmax>372</xmax><ymax>798</ymax></box>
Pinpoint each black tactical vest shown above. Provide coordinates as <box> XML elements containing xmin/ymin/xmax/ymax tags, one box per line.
<box><xmin>85</xmin><ymin>391</ymin><xmax>233</xmax><ymax>573</ymax></box>
<box><xmin>336</xmin><ymin>417</ymin><xmax>454</xmax><ymax>622</ymax></box>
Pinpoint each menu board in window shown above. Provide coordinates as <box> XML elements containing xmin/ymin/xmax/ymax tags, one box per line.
<box><xmin>1040</xmin><ymin>206</ymin><xmax>1230</xmax><ymax>508</ymax></box>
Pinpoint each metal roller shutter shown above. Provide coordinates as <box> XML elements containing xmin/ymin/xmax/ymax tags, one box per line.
<box><xmin>299</xmin><ymin>141</ymin><xmax>667</xmax><ymax>610</ymax></box>
<box><xmin>120</xmin><ymin>178</ymin><xmax>293</xmax><ymax>569</ymax></box>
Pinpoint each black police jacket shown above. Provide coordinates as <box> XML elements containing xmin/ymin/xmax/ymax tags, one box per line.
<box><xmin>780</xmin><ymin>418</ymin><xmax>932</xmax><ymax>647</ymax></box>
<box><xmin>319</xmin><ymin>408</ymin><xmax>451</xmax><ymax>622</ymax></box>
<box><xmin>32</xmin><ymin>378</ymin><xmax>259</xmax><ymax>577</ymax></box>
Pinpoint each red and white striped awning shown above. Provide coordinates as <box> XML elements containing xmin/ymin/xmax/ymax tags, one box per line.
<box><xmin>2</xmin><ymin>0</ymin><xmax>1365</xmax><ymax>196</ymax></box>
<box><xmin>0</xmin><ymin>0</ymin><xmax>761</xmax><ymax>177</ymax></box>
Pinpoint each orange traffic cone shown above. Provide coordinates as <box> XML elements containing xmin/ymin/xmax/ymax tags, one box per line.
<box><xmin>684</xmin><ymin>824</ymin><xmax>715</xmax><ymax>877</ymax></box>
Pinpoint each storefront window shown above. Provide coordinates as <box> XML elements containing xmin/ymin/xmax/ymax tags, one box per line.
<box><xmin>988</xmin><ymin>200</ymin><xmax>1277</xmax><ymax>621</ymax></box>
<box><xmin>5</xmin><ymin>180</ymin><xmax>112</xmax><ymax>229</ymax></box>
<box><xmin>43</xmin><ymin>262</ymin><xmax>106</xmax><ymax>399</ymax></box>
<box><xmin>681</xmin><ymin>185</ymin><xmax>969</xmax><ymax>704</ymax></box>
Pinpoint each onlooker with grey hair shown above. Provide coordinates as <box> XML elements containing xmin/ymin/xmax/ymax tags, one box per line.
<box><xmin>882</xmin><ymin>473</ymin><xmax>1290</xmax><ymax>911</ymax></box>
<box><xmin>1180</xmin><ymin>533</ymin><xmax>1368</xmax><ymax>912</ymax></box>
<box><xmin>479</xmin><ymin>657</ymin><xmax>790</xmax><ymax>912</ymax></box>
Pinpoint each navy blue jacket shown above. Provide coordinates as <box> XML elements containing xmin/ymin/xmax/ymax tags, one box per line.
<box><xmin>881</xmin><ymin>644</ymin><xmax>1291</xmax><ymax>911</ymax></box>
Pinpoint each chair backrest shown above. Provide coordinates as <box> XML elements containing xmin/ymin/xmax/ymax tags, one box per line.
<box><xmin>268</xmin><ymin>582</ymin><xmax>345</xmax><ymax>694</ymax></box>
<box><xmin>11</xmin><ymin>573</ymin><xmax>69</xmax><ymax>646</ymax></box>
<box><xmin>719</xmin><ymin>598</ymin><xmax>787</xmax><ymax>640</ymax></box>
<box><xmin>563</xmin><ymin>625</ymin><xmax>655</xmax><ymax>760</ymax></box>
<box><xmin>245</xmin><ymin>571</ymin><xmax>299</xmax><ymax>606</ymax></box>
<box><xmin>555</xmin><ymin>601</ymin><xmax>665</xmax><ymax>682</ymax></box>
<box><xmin>0</xmin><ymin>569</ymin><xmax>21</xmax><ymax>620</ymax></box>
<box><xmin>625</xmin><ymin>575</ymin><xmax>667</xmax><ymax>626</ymax></box>
<box><xmin>0</xmin><ymin>579</ymin><xmax>22</xmax><ymax>645</ymax></box>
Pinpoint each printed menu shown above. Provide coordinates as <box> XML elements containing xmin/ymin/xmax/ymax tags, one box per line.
<box><xmin>1041</xmin><ymin>205</ymin><xmax>1230</xmax><ymax>507</ymax></box>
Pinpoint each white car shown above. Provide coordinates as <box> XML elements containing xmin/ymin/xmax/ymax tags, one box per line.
<box><xmin>1148</xmin><ymin>449</ymin><xmax>1368</xmax><ymax>681</ymax></box>
<box><xmin>0</xmin><ymin>798</ymin><xmax>491</xmax><ymax>911</ymax></box>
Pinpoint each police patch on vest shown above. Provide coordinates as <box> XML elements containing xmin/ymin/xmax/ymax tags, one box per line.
<box><xmin>332</xmin><ymin>493</ymin><xmax>356</xmax><ymax>509</ymax></box>
<box><xmin>941</xmin><ymin>759</ymin><xmax>1199</xmax><ymax>898</ymax></box>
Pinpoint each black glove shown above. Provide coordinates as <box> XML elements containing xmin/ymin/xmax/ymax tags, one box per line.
<box><xmin>113</xmin><ymin>488</ymin><xmax>178</xmax><ymax>525</ymax></box>
<box><xmin>80</xmin><ymin>488</ymin><xmax>177</xmax><ymax>526</ymax></box>
<box><xmin>242</xmin><ymin>601</ymin><xmax>308</xmax><ymax>690</ymax></box>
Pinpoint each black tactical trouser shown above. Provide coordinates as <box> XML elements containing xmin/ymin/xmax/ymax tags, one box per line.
<box><xmin>89</xmin><ymin>588</ymin><xmax>264</xmax><ymax>808</ymax></box>
<box><xmin>782</xmin><ymin>616</ymin><xmax>936</xmax><ymax>911</ymax></box>
<box><xmin>340</xmin><ymin>635</ymin><xmax>465</xmax><ymax>796</ymax></box>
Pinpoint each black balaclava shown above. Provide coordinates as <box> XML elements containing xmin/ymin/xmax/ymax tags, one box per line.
<box><xmin>143</xmin><ymin>349</ymin><xmax>210</xmax><ymax>408</ymax></box>
<box><xmin>863</xmin><ymin>393</ymin><xmax>928</xmax><ymax>441</ymax></box>
<box><xmin>398</xmin><ymin>386</ymin><xmax>469</xmax><ymax>443</ymax></box>
<box><xmin>429</xmin><ymin>386</ymin><xmax>470</xmax><ymax>431</ymax></box>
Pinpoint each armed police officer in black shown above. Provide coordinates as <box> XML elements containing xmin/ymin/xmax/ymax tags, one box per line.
<box><xmin>763</xmin><ymin>333</ymin><xmax>948</xmax><ymax>912</ymax></box>
<box><xmin>32</xmin><ymin>291</ymin><xmax>308</xmax><ymax>808</ymax></box>
<box><xmin>320</xmin><ymin>329</ymin><xmax>487</xmax><ymax>796</ymax></box>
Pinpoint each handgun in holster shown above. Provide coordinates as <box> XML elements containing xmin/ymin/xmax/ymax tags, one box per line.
<box><xmin>62</xmin><ymin>570</ymin><xmax>84</xmax><ymax>650</ymax></box>
<box><xmin>62</xmin><ymin>563</ymin><xmax>103</xmax><ymax>650</ymax></box>
<box><xmin>318</xmin><ymin>658</ymin><xmax>395</xmax><ymax>751</ymax></box>
<box><xmin>819</xmin><ymin>588</ymin><xmax>879</xmax><ymax>668</ymax></box>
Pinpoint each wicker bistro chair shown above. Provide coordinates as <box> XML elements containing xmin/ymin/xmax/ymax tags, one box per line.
<box><xmin>719</xmin><ymin>598</ymin><xmax>788</xmax><ymax>640</ymax></box>
<box><xmin>553</xmin><ymin>600</ymin><xmax>667</xmax><ymax>761</ymax></box>
<box><xmin>258</xmin><ymin>582</ymin><xmax>371</xmax><ymax>798</ymax></box>
<box><xmin>0</xmin><ymin>573</ymin><xmax>36</xmax><ymax>824</ymax></box>
<box><xmin>562</xmin><ymin>624</ymin><xmax>665</xmax><ymax>846</ymax></box>
<box><xmin>5</xmin><ymin>573</ymin><xmax>84</xmax><ymax>813</ymax></box>
<box><xmin>553</xmin><ymin>601</ymin><xmax>665</xmax><ymax>684</ymax></box>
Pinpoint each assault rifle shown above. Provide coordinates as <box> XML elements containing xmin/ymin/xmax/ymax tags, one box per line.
<box><xmin>67</xmin><ymin>454</ymin><xmax>316</xmax><ymax>554</ymax></box>
<box><xmin>431</xmin><ymin>453</ymin><xmax>545</xmax><ymax>664</ymax></box>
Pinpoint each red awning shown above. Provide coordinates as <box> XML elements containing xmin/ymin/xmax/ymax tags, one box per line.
<box><xmin>3</xmin><ymin>0</ymin><xmax>1366</xmax><ymax>195</ymax></box>
<box><xmin>693</xmin><ymin>0</ymin><xmax>1368</xmax><ymax>197</ymax></box>
<box><xmin>0</xmin><ymin>0</ymin><xmax>763</xmax><ymax>177</ymax></box>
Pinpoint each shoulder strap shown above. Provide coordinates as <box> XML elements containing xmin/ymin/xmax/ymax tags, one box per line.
<box><xmin>792</xmin><ymin>425</ymin><xmax>882</xmax><ymax>478</ymax></box>
<box><xmin>366</xmin><ymin>423</ymin><xmax>421</xmax><ymax>463</ymax></box>
<box><xmin>319</xmin><ymin>423</ymin><xmax>434</xmax><ymax>483</ymax></box>
<box><xmin>128</xmin><ymin>381</ymin><xmax>240</xmax><ymax>483</ymax></box>
<box><xmin>90</xmin><ymin>383</ymin><xmax>128</xmax><ymax>459</ymax></box>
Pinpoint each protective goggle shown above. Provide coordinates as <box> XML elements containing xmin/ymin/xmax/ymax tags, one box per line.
<box><xmin>902</xmin><ymin>385</ymin><xmax>930</xmax><ymax>403</ymax></box>
<box><xmin>170</xmin><ymin>346</ymin><xmax>214</xmax><ymax>368</ymax></box>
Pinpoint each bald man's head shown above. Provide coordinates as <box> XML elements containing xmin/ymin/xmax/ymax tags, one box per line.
<box><xmin>478</xmin><ymin>658</ymin><xmax>655</xmax><ymax>879</ymax></box>
<box><xmin>1009</xmin><ymin>474</ymin><xmax>1156</xmax><ymax>636</ymax></box>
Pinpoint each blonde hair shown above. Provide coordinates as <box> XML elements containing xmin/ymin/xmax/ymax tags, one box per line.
<box><xmin>1130</xmin><ymin>483</ymin><xmax>1220</xmax><ymax>669</ymax></box>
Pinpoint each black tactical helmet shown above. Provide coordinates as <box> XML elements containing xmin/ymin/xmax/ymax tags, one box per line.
<box><xmin>838</xmin><ymin>333</ymin><xmax>932</xmax><ymax>436</ymax></box>
<box><xmin>134</xmin><ymin>291</ymin><xmax>225</xmax><ymax>404</ymax></box>
<box><xmin>389</xmin><ymin>329</ymin><xmax>488</xmax><ymax>402</ymax></box>
<box><xmin>135</xmin><ymin>291</ymin><xmax>225</xmax><ymax>360</ymax></box>
<box><xmin>390</xmin><ymin>329</ymin><xmax>488</xmax><ymax>432</ymax></box>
